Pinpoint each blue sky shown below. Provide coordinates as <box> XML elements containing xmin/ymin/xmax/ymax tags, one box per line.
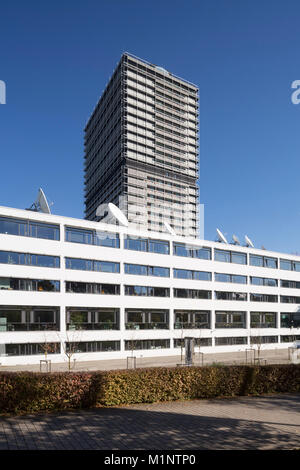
<box><xmin>0</xmin><ymin>0</ymin><xmax>300</xmax><ymax>254</ymax></box>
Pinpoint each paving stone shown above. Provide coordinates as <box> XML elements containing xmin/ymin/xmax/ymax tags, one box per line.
<box><xmin>0</xmin><ymin>393</ymin><xmax>299</xmax><ymax>450</ymax></box>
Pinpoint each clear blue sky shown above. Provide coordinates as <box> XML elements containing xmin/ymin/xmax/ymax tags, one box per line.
<box><xmin>0</xmin><ymin>0</ymin><xmax>299</xmax><ymax>254</ymax></box>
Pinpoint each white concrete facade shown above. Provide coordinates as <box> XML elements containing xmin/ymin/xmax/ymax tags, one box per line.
<box><xmin>0</xmin><ymin>205</ymin><xmax>300</xmax><ymax>365</ymax></box>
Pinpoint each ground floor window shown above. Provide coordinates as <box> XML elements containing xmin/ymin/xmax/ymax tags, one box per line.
<box><xmin>125</xmin><ymin>339</ymin><xmax>170</xmax><ymax>351</ymax></box>
<box><xmin>66</xmin><ymin>341</ymin><xmax>120</xmax><ymax>353</ymax></box>
<box><xmin>250</xmin><ymin>336</ymin><xmax>278</xmax><ymax>344</ymax></box>
<box><xmin>174</xmin><ymin>338</ymin><xmax>212</xmax><ymax>348</ymax></box>
<box><xmin>0</xmin><ymin>342</ymin><xmax>60</xmax><ymax>356</ymax></box>
<box><xmin>280</xmin><ymin>335</ymin><xmax>300</xmax><ymax>343</ymax></box>
<box><xmin>215</xmin><ymin>337</ymin><xmax>248</xmax><ymax>346</ymax></box>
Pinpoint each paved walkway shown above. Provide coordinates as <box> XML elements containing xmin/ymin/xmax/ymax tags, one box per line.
<box><xmin>0</xmin><ymin>394</ymin><xmax>299</xmax><ymax>450</ymax></box>
<box><xmin>0</xmin><ymin>348</ymin><xmax>294</xmax><ymax>373</ymax></box>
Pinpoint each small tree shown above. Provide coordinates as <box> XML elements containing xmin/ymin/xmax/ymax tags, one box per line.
<box><xmin>57</xmin><ymin>330</ymin><xmax>83</xmax><ymax>371</ymax></box>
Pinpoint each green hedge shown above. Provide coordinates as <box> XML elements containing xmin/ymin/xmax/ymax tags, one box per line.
<box><xmin>0</xmin><ymin>364</ymin><xmax>300</xmax><ymax>414</ymax></box>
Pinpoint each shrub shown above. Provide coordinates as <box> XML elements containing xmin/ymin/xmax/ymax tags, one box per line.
<box><xmin>0</xmin><ymin>364</ymin><xmax>299</xmax><ymax>414</ymax></box>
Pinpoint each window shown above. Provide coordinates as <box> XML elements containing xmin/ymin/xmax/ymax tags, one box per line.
<box><xmin>125</xmin><ymin>339</ymin><xmax>170</xmax><ymax>350</ymax></box>
<box><xmin>280</xmin><ymin>296</ymin><xmax>300</xmax><ymax>304</ymax></box>
<box><xmin>280</xmin><ymin>335</ymin><xmax>300</xmax><ymax>343</ymax></box>
<box><xmin>124</xmin><ymin>264</ymin><xmax>170</xmax><ymax>277</ymax></box>
<box><xmin>125</xmin><ymin>285</ymin><xmax>170</xmax><ymax>297</ymax></box>
<box><xmin>215</xmin><ymin>273</ymin><xmax>247</xmax><ymax>284</ymax></box>
<box><xmin>0</xmin><ymin>306</ymin><xmax>60</xmax><ymax>331</ymax></box>
<box><xmin>174</xmin><ymin>338</ymin><xmax>212</xmax><ymax>348</ymax></box>
<box><xmin>215</xmin><ymin>311</ymin><xmax>246</xmax><ymax>328</ymax></box>
<box><xmin>173</xmin><ymin>242</ymin><xmax>211</xmax><ymax>260</ymax></box>
<box><xmin>280</xmin><ymin>259</ymin><xmax>300</xmax><ymax>272</ymax></box>
<box><xmin>0</xmin><ymin>277</ymin><xmax>60</xmax><ymax>292</ymax></box>
<box><xmin>65</xmin><ymin>258</ymin><xmax>120</xmax><ymax>273</ymax></box>
<box><xmin>2</xmin><ymin>342</ymin><xmax>60</xmax><ymax>357</ymax></box>
<box><xmin>215</xmin><ymin>291</ymin><xmax>247</xmax><ymax>301</ymax></box>
<box><xmin>250</xmin><ymin>293</ymin><xmax>278</xmax><ymax>302</ymax></box>
<box><xmin>250</xmin><ymin>277</ymin><xmax>278</xmax><ymax>287</ymax></box>
<box><xmin>0</xmin><ymin>250</ymin><xmax>60</xmax><ymax>268</ymax></box>
<box><xmin>174</xmin><ymin>269</ymin><xmax>211</xmax><ymax>281</ymax></box>
<box><xmin>65</xmin><ymin>227</ymin><xmax>119</xmax><ymax>248</ymax></box>
<box><xmin>125</xmin><ymin>236</ymin><xmax>169</xmax><ymax>254</ymax></box>
<box><xmin>250</xmin><ymin>255</ymin><xmax>263</xmax><ymax>267</ymax></box>
<box><xmin>66</xmin><ymin>341</ymin><xmax>120</xmax><ymax>353</ymax></box>
<box><xmin>174</xmin><ymin>310</ymin><xmax>210</xmax><ymax>329</ymax></box>
<box><xmin>67</xmin><ymin>308</ymin><xmax>120</xmax><ymax>330</ymax></box>
<box><xmin>215</xmin><ymin>250</ymin><xmax>230</xmax><ymax>263</ymax></box>
<box><xmin>281</xmin><ymin>280</ymin><xmax>300</xmax><ymax>289</ymax></box>
<box><xmin>250</xmin><ymin>336</ymin><xmax>278</xmax><ymax>345</ymax></box>
<box><xmin>215</xmin><ymin>337</ymin><xmax>247</xmax><ymax>346</ymax></box>
<box><xmin>250</xmin><ymin>312</ymin><xmax>276</xmax><ymax>328</ymax></box>
<box><xmin>125</xmin><ymin>309</ymin><xmax>169</xmax><ymax>329</ymax></box>
<box><xmin>214</xmin><ymin>249</ymin><xmax>247</xmax><ymax>265</ymax></box>
<box><xmin>0</xmin><ymin>216</ymin><xmax>60</xmax><ymax>241</ymax></box>
<box><xmin>280</xmin><ymin>313</ymin><xmax>300</xmax><ymax>328</ymax></box>
<box><xmin>250</xmin><ymin>255</ymin><xmax>277</xmax><ymax>269</ymax></box>
<box><xmin>65</xmin><ymin>282</ymin><xmax>120</xmax><ymax>295</ymax></box>
<box><xmin>231</xmin><ymin>252</ymin><xmax>247</xmax><ymax>265</ymax></box>
<box><xmin>173</xmin><ymin>288</ymin><xmax>212</xmax><ymax>299</ymax></box>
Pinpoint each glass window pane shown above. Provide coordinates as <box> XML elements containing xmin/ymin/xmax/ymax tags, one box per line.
<box><xmin>174</xmin><ymin>269</ymin><xmax>193</xmax><ymax>279</ymax></box>
<box><xmin>250</xmin><ymin>255</ymin><xmax>263</xmax><ymax>267</ymax></box>
<box><xmin>193</xmin><ymin>271</ymin><xmax>211</xmax><ymax>281</ymax></box>
<box><xmin>99</xmin><ymin>261</ymin><xmax>120</xmax><ymax>273</ymax></box>
<box><xmin>32</xmin><ymin>223</ymin><xmax>59</xmax><ymax>240</ymax></box>
<box><xmin>232</xmin><ymin>275</ymin><xmax>247</xmax><ymax>284</ymax></box>
<box><xmin>96</xmin><ymin>232</ymin><xmax>119</xmax><ymax>248</ymax></box>
<box><xmin>149</xmin><ymin>239</ymin><xmax>169</xmax><ymax>254</ymax></box>
<box><xmin>251</xmin><ymin>277</ymin><xmax>264</xmax><ymax>286</ymax></box>
<box><xmin>231</xmin><ymin>252</ymin><xmax>247</xmax><ymax>265</ymax></box>
<box><xmin>65</xmin><ymin>227</ymin><xmax>93</xmax><ymax>244</ymax></box>
<box><xmin>265</xmin><ymin>257</ymin><xmax>277</xmax><ymax>269</ymax></box>
<box><xmin>36</xmin><ymin>255</ymin><xmax>59</xmax><ymax>268</ymax></box>
<box><xmin>294</xmin><ymin>262</ymin><xmax>300</xmax><ymax>272</ymax></box>
<box><xmin>66</xmin><ymin>258</ymin><xmax>88</xmax><ymax>270</ymax></box>
<box><xmin>0</xmin><ymin>251</ymin><xmax>19</xmax><ymax>265</ymax></box>
<box><xmin>0</xmin><ymin>217</ymin><xmax>27</xmax><ymax>236</ymax></box>
<box><xmin>125</xmin><ymin>237</ymin><xmax>147</xmax><ymax>251</ymax></box>
<box><xmin>265</xmin><ymin>278</ymin><xmax>277</xmax><ymax>287</ymax></box>
<box><xmin>215</xmin><ymin>273</ymin><xmax>231</xmax><ymax>283</ymax></box>
<box><xmin>152</xmin><ymin>267</ymin><xmax>170</xmax><ymax>277</ymax></box>
<box><xmin>280</xmin><ymin>259</ymin><xmax>292</xmax><ymax>270</ymax></box>
<box><xmin>215</xmin><ymin>250</ymin><xmax>230</xmax><ymax>263</ymax></box>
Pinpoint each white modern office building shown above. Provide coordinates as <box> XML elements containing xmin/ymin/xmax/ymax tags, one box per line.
<box><xmin>0</xmin><ymin>205</ymin><xmax>300</xmax><ymax>366</ymax></box>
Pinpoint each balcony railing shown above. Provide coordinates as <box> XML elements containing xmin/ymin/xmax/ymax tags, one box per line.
<box><xmin>215</xmin><ymin>322</ymin><xmax>246</xmax><ymax>329</ymax></box>
<box><xmin>250</xmin><ymin>322</ymin><xmax>276</xmax><ymax>329</ymax></box>
<box><xmin>0</xmin><ymin>323</ymin><xmax>58</xmax><ymax>332</ymax></box>
<box><xmin>174</xmin><ymin>322</ymin><xmax>210</xmax><ymax>329</ymax></box>
<box><xmin>125</xmin><ymin>322</ymin><xmax>169</xmax><ymax>330</ymax></box>
<box><xmin>67</xmin><ymin>322</ymin><xmax>119</xmax><ymax>331</ymax></box>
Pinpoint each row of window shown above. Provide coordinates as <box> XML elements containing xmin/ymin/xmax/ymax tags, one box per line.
<box><xmin>2</xmin><ymin>216</ymin><xmax>300</xmax><ymax>272</ymax></box>
<box><xmin>2</xmin><ymin>250</ymin><xmax>300</xmax><ymax>290</ymax></box>
<box><xmin>1</xmin><ymin>335</ymin><xmax>299</xmax><ymax>357</ymax></box>
<box><xmin>2</xmin><ymin>275</ymin><xmax>300</xmax><ymax>303</ymax></box>
<box><xmin>0</xmin><ymin>307</ymin><xmax>299</xmax><ymax>331</ymax></box>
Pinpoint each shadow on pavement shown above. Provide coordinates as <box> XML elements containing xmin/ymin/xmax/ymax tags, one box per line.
<box><xmin>0</xmin><ymin>394</ymin><xmax>299</xmax><ymax>450</ymax></box>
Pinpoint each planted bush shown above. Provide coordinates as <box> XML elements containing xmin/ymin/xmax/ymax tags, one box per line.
<box><xmin>0</xmin><ymin>364</ymin><xmax>299</xmax><ymax>414</ymax></box>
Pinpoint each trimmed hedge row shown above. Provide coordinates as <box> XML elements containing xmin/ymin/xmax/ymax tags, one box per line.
<box><xmin>0</xmin><ymin>364</ymin><xmax>300</xmax><ymax>414</ymax></box>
